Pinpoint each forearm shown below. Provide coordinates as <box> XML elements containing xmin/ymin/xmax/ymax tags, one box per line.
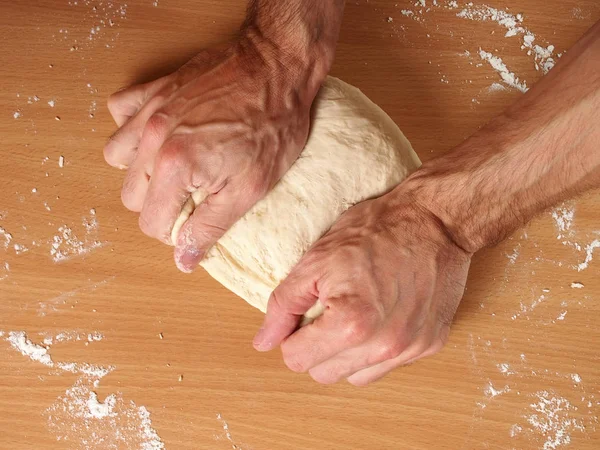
<box><xmin>240</xmin><ymin>0</ymin><xmax>345</xmax><ymax>96</ymax></box>
<box><xmin>404</xmin><ymin>20</ymin><xmax>600</xmax><ymax>253</ymax></box>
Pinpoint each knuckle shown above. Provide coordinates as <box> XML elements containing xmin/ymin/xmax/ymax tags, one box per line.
<box><xmin>145</xmin><ymin>113</ymin><xmax>170</xmax><ymax>142</ymax></box>
<box><xmin>379</xmin><ymin>336</ymin><xmax>408</xmax><ymax>361</ymax></box>
<box><xmin>155</xmin><ymin>140</ymin><xmax>186</xmax><ymax>175</ymax></box>
<box><xmin>343</xmin><ymin>316</ymin><xmax>372</xmax><ymax>345</ymax></box>
<box><xmin>244</xmin><ymin>177</ymin><xmax>269</xmax><ymax>202</ymax></box>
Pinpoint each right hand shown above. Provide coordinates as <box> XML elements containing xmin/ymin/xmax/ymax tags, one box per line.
<box><xmin>104</xmin><ymin>38</ymin><xmax>323</xmax><ymax>272</ymax></box>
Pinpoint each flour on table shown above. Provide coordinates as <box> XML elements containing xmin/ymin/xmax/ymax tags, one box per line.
<box><xmin>478</xmin><ymin>49</ymin><xmax>528</xmax><ymax>92</ymax></box>
<box><xmin>49</xmin><ymin>210</ymin><xmax>103</xmax><ymax>263</ymax></box>
<box><xmin>2</xmin><ymin>330</ymin><xmax>164</xmax><ymax>449</ymax></box>
<box><xmin>525</xmin><ymin>391</ymin><xmax>586</xmax><ymax>450</ymax></box>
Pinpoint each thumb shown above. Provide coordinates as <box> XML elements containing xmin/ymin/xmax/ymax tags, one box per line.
<box><xmin>253</xmin><ymin>265</ymin><xmax>320</xmax><ymax>352</ymax></box>
<box><xmin>173</xmin><ymin>184</ymin><xmax>241</xmax><ymax>273</ymax></box>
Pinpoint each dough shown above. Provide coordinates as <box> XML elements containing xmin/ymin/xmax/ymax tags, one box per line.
<box><xmin>172</xmin><ymin>77</ymin><xmax>421</xmax><ymax>322</ymax></box>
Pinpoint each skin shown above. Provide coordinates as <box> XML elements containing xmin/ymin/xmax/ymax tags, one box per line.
<box><xmin>106</xmin><ymin>1</ymin><xmax>600</xmax><ymax>385</ymax></box>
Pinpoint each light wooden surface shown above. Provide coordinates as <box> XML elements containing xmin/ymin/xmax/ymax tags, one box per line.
<box><xmin>1</xmin><ymin>1</ymin><xmax>599</xmax><ymax>449</ymax></box>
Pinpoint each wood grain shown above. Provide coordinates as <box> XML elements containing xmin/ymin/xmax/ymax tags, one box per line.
<box><xmin>0</xmin><ymin>1</ymin><xmax>599</xmax><ymax>449</ymax></box>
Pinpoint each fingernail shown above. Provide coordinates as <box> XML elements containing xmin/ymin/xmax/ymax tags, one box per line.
<box><xmin>175</xmin><ymin>247</ymin><xmax>202</xmax><ymax>273</ymax></box>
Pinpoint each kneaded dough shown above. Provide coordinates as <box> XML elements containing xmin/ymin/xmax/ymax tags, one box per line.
<box><xmin>172</xmin><ymin>77</ymin><xmax>421</xmax><ymax>322</ymax></box>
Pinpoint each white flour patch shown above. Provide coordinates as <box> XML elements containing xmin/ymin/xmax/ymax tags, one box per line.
<box><xmin>6</xmin><ymin>331</ymin><xmax>54</xmax><ymax>366</ymax></box>
<box><xmin>570</xmin><ymin>282</ymin><xmax>584</xmax><ymax>289</ymax></box>
<box><xmin>0</xmin><ymin>261</ymin><xmax>9</xmax><ymax>281</ymax></box>
<box><xmin>487</xmin><ymin>82</ymin><xmax>506</xmax><ymax>93</ymax></box>
<box><xmin>46</xmin><ymin>378</ymin><xmax>164</xmax><ymax>450</ymax></box>
<box><xmin>577</xmin><ymin>239</ymin><xmax>600</xmax><ymax>272</ymax></box>
<box><xmin>498</xmin><ymin>363</ymin><xmax>514</xmax><ymax>375</ymax></box>
<box><xmin>551</xmin><ymin>205</ymin><xmax>575</xmax><ymax>240</ymax></box>
<box><xmin>3</xmin><ymin>330</ymin><xmax>164</xmax><ymax>449</ymax></box>
<box><xmin>456</xmin><ymin>3</ymin><xmax>557</xmax><ymax>74</ymax></box>
<box><xmin>215</xmin><ymin>413</ymin><xmax>248</xmax><ymax>450</ymax></box>
<box><xmin>49</xmin><ymin>210</ymin><xmax>103</xmax><ymax>263</ymax></box>
<box><xmin>478</xmin><ymin>49</ymin><xmax>528</xmax><ymax>92</ymax></box>
<box><xmin>525</xmin><ymin>391</ymin><xmax>585</xmax><ymax>450</ymax></box>
<box><xmin>485</xmin><ymin>381</ymin><xmax>510</xmax><ymax>399</ymax></box>
<box><xmin>511</xmin><ymin>291</ymin><xmax>548</xmax><ymax>320</ymax></box>
<box><xmin>0</xmin><ymin>226</ymin><xmax>13</xmax><ymax>249</ymax></box>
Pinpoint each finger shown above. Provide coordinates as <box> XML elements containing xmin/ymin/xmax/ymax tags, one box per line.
<box><xmin>107</xmin><ymin>75</ymin><xmax>173</xmax><ymax>127</ymax></box>
<box><xmin>138</xmin><ymin>139</ymin><xmax>195</xmax><ymax>244</ymax></box>
<box><xmin>307</xmin><ymin>332</ymin><xmax>410</xmax><ymax>385</ymax></box>
<box><xmin>172</xmin><ymin>175</ymin><xmax>267</xmax><ymax>272</ymax></box>
<box><xmin>346</xmin><ymin>337</ymin><xmax>445</xmax><ymax>386</ymax></box>
<box><xmin>104</xmin><ymin>76</ymin><xmax>174</xmax><ymax>169</ymax></box>
<box><xmin>120</xmin><ymin>152</ymin><xmax>150</xmax><ymax>212</ymax></box>
<box><xmin>278</xmin><ymin>294</ymin><xmax>380</xmax><ymax>374</ymax></box>
<box><xmin>253</xmin><ymin>268</ymin><xmax>321</xmax><ymax>352</ymax></box>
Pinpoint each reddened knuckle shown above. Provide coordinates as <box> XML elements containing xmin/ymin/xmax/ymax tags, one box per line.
<box><xmin>145</xmin><ymin>113</ymin><xmax>170</xmax><ymax>141</ymax></box>
<box><xmin>156</xmin><ymin>141</ymin><xmax>185</xmax><ymax>174</ymax></box>
<box><xmin>246</xmin><ymin>178</ymin><xmax>268</xmax><ymax>200</ymax></box>
<box><xmin>380</xmin><ymin>338</ymin><xmax>407</xmax><ymax>361</ymax></box>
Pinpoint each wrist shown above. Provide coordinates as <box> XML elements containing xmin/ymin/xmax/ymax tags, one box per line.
<box><xmin>397</xmin><ymin>123</ymin><xmax>522</xmax><ymax>254</ymax></box>
<box><xmin>240</xmin><ymin>0</ymin><xmax>344</xmax><ymax>99</ymax></box>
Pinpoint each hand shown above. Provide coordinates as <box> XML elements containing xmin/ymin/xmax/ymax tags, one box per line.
<box><xmin>252</xmin><ymin>186</ymin><xmax>472</xmax><ymax>385</ymax></box>
<box><xmin>104</xmin><ymin>39</ymin><xmax>321</xmax><ymax>272</ymax></box>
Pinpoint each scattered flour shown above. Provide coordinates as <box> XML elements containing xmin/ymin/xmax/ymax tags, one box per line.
<box><xmin>485</xmin><ymin>381</ymin><xmax>510</xmax><ymax>399</ymax></box>
<box><xmin>0</xmin><ymin>262</ymin><xmax>9</xmax><ymax>281</ymax></box>
<box><xmin>577</xmin><ymin>240</ymin><xmax>600</xmax><ymax>272</ymax></box>
<box><xmin>49</xmin><ymin>210</ymin><xmax>103</xmax><ymax>263</ymax></box>
<box><xmin>570</xmin><ymin>282</ymin><xmax>584</xmax><ymax>289</ymax></box>
<box><xmin>487</xmin><ymin>82</ymin><xmax>506</xmax><ymax>93</ymax></box>
<box><xmin>3</xmin><ymin>330</ymin><xmax>164</xmax><ymax>449</ymax></box>
<box><xmin>551</xmin><ymin>205</ymin><xmax>575</xmax><ymax>240</ymax></box>
<box><xmin>525</xmin><ymin>391</ymin><xmax>585</xmax><ymax>450</ymax></box>
<box><xmin>7</xmin><ymin>331</ymin><xmax>54</xmax><ymax>366</ymax></box>
<box><xmin>478</xmin><ymin>49</ymin><xmax>528</xmax><ymax>92</ymax></box>
<box><xmin>456</xmin><ymin>4</ymin><xmax>557</xmax><ymax>74</ymax></box>
<box><xmin>46</xmin><ymin>378</ymin><xmax>164</xmax><ymax>450</ymax></box>
<box><xmin>0</xmin><ymin>226</ymin><xmax>13</xmax><ymax>249</ymax></box>
<box><xmin>215</xmin><ymin>413</ymin><xmax>246</xmax><ymax>450</ymax></box>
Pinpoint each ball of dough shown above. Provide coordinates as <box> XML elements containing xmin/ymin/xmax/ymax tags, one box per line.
<box><xmin>173</xmin><ymin>77</ymin><xmax>421</xmax><ymax>322</ymax></box>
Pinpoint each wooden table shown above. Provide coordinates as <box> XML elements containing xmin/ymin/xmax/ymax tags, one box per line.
<box><xmin>1</xmin><ymin>1</ymin><xmax>599</xmax><ymax>449</ymax></box>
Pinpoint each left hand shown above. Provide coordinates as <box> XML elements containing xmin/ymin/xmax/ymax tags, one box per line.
<box><xmin>252</xmin><ymin>185</ymin><xmax>472</xmax><ymax>385</ymax></box>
